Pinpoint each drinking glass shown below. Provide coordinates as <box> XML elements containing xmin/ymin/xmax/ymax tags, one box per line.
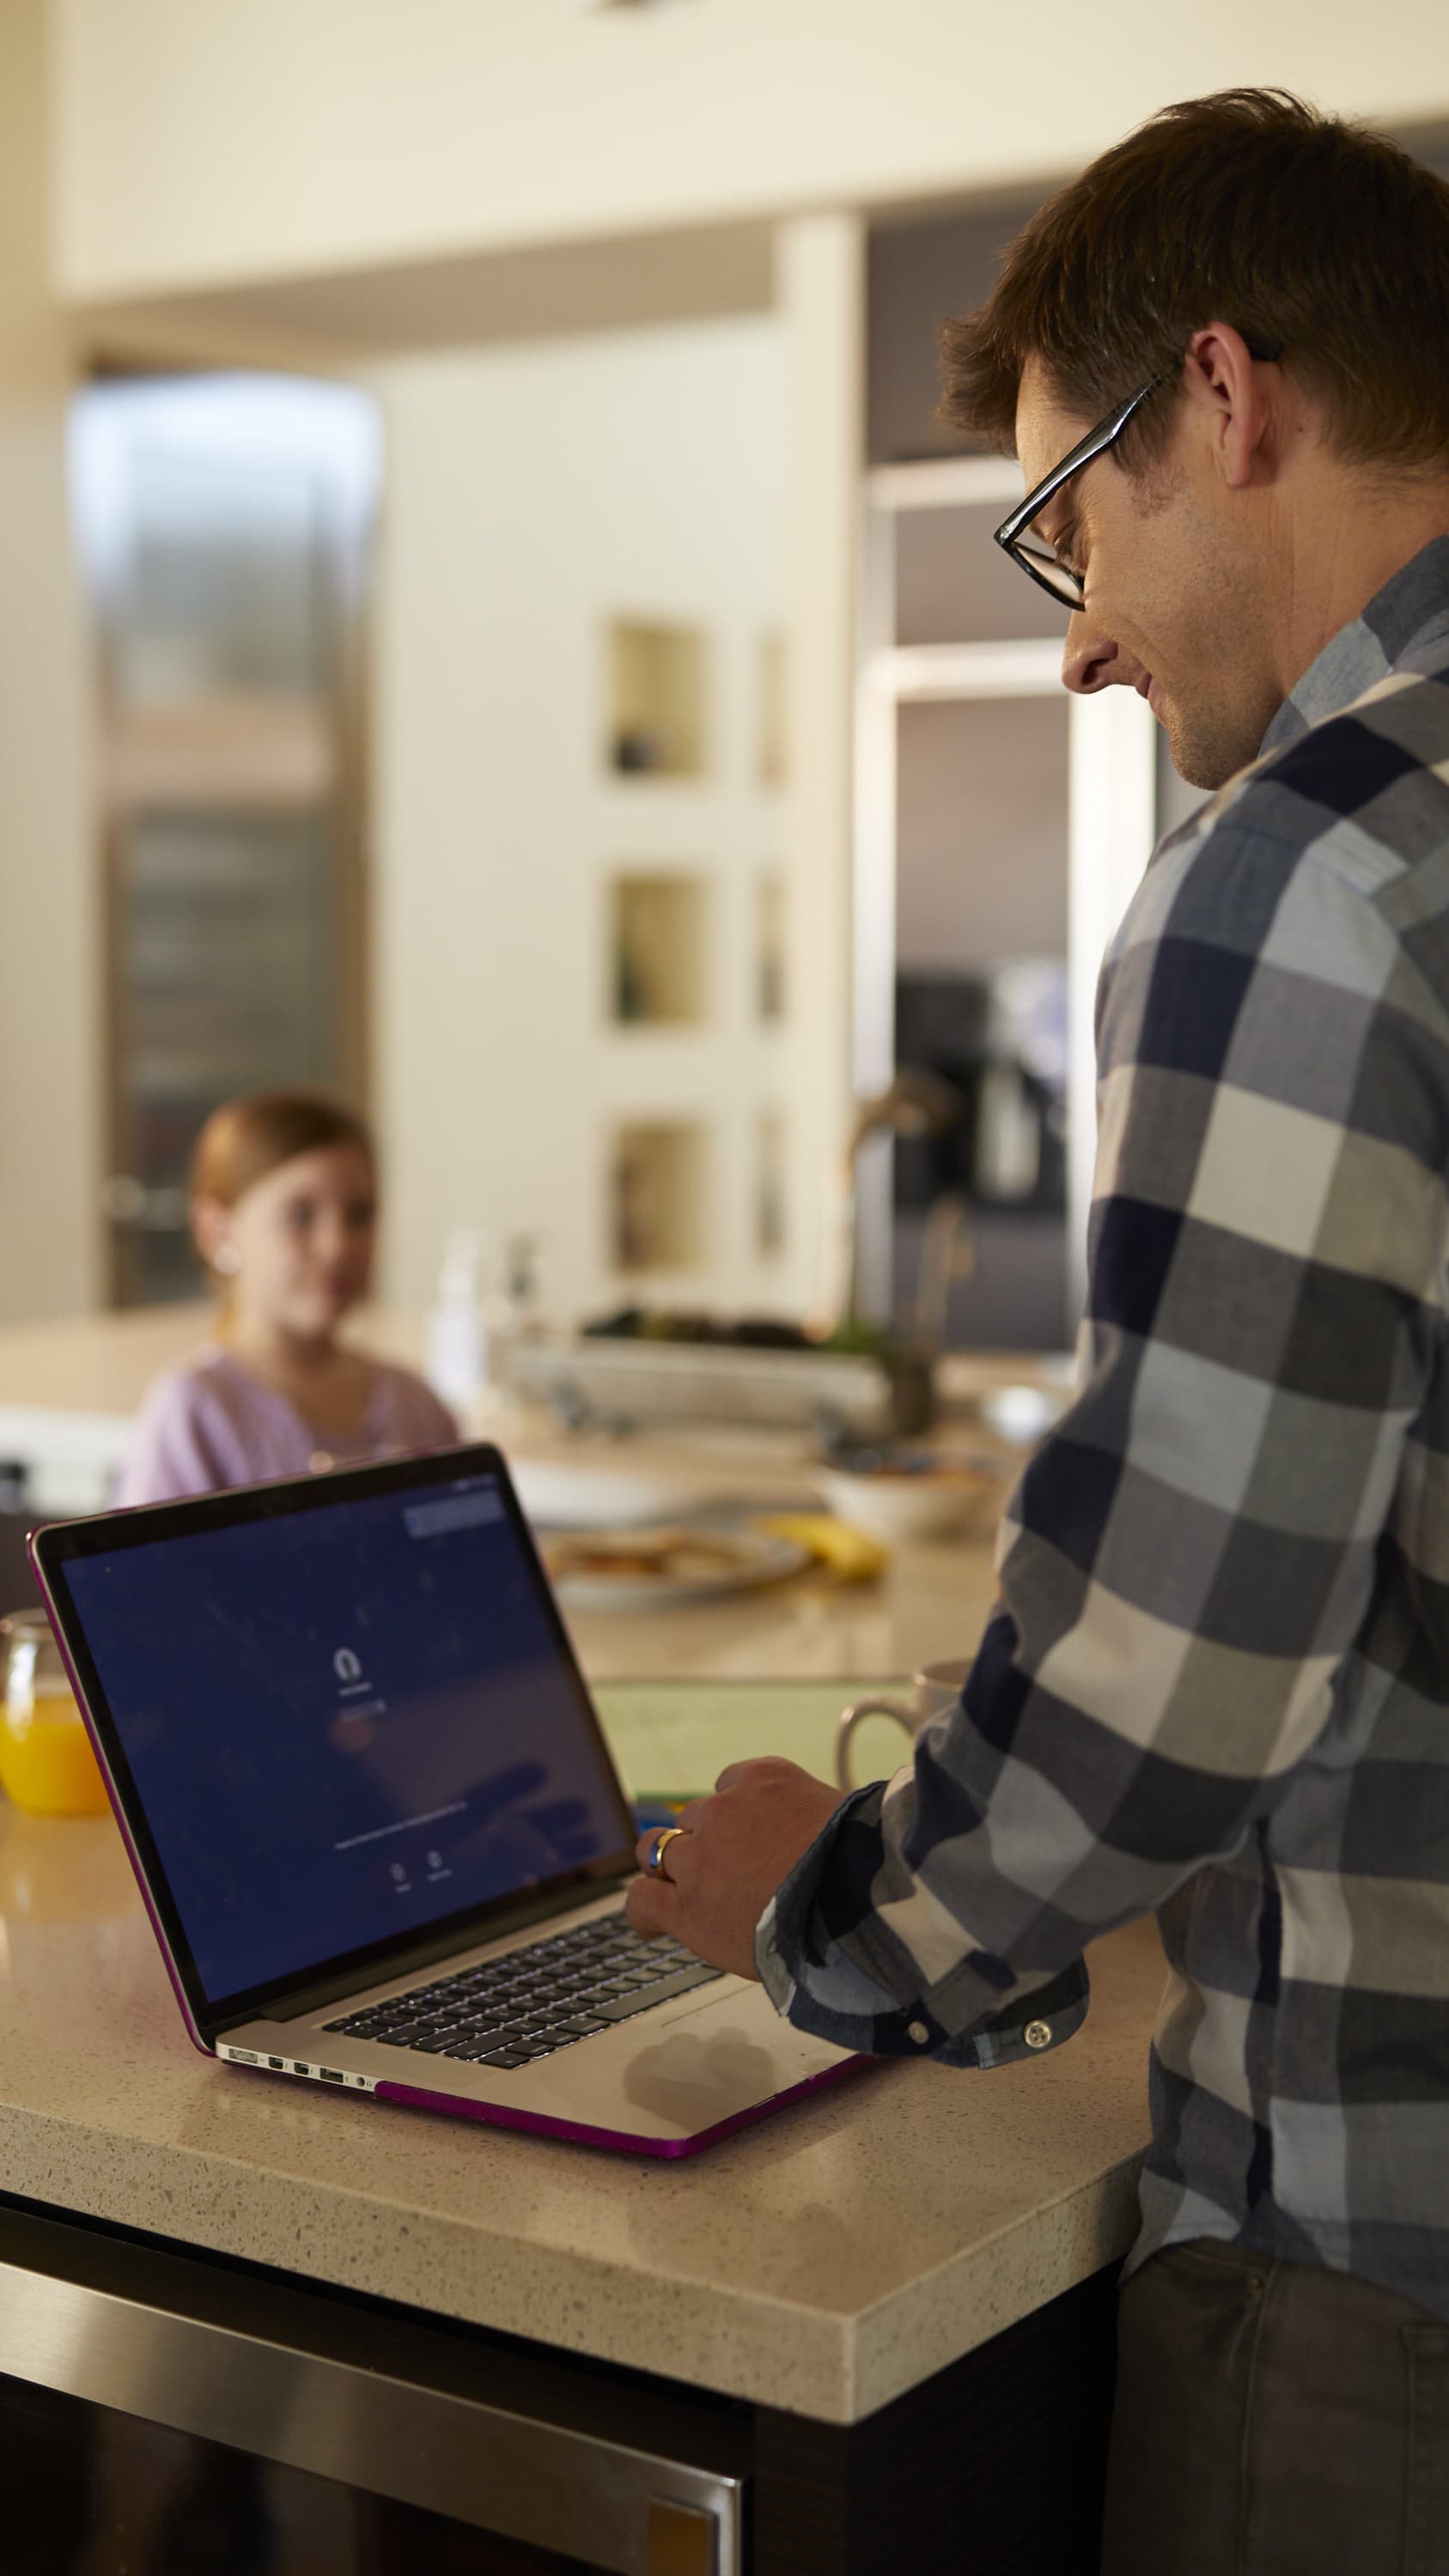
<box><xmin>0</xmin><ymin>1611</ymin><xmax>109</xmax><ymax>1816</ymax></box>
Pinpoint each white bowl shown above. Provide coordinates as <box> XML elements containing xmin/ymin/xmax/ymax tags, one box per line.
<box><xmin>817</xmin><ymin>1463</ymin><xmax>1002</xmax><ymax>1546</ymax></box>
<box><xmin>510</xmin><ymin>1461</ymin><xmax>710</xmax><ymax>1531</ymax></box>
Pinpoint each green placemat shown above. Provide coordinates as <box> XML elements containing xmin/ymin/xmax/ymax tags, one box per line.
<box><xmin>594</xmin><ymin>1679</ymin><xmax>911</xmax><ymax>1801</ymax></box>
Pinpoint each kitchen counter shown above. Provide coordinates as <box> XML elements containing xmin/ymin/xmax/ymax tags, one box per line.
<box><xmin>0</xmin><ymin>1303</ymin><xmax>1060</xmax><ymax>1680</ymax></box>
<box><xmin>0</xmin><ymin>1684</ymin><xmax>1158</xmax><ymax>2427</ymax></box>
<box><xmin>0</xmin><ymin>1681</ymin><xmax>1160</xmax><ymax>2573</ymax></box>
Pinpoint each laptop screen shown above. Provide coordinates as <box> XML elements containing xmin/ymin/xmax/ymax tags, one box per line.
<box><xmin>46</xmin><ymin>1456</ymin><xmax>636</xmax><ymax>2017</ymax></box>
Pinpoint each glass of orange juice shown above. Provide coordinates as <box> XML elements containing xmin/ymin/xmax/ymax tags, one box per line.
<box><xmin>0</xmin><ymin>1610</ymin><xmax>110</xmax><ymax>1817</ymax></box>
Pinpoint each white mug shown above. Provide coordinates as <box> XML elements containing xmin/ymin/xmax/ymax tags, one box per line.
<box><xmin>836</xmin><ymin>1658</ymin><xmax>971</xmax><ymax>1791</ymax></box>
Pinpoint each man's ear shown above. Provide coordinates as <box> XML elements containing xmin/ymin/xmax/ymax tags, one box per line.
<box><xmin>1183</xmin><ymin>323</ymin><xmax>1276</xmax><ymax>491</ymax></box>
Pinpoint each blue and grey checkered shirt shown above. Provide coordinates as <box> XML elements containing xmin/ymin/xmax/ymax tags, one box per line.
<box><xmin>759</xmin><ymin>537</ymin><xmax>1449</xmax><ymax>2322</ymax></box>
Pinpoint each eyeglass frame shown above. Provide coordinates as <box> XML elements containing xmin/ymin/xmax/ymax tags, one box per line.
<box><xmin>993</xmin><ymin>338</ymin><xmax>1286</xmax><ymax>611</ymax></box>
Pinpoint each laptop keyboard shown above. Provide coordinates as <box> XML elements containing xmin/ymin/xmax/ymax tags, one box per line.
<box><xmin>323</xmin><ymin>1911</ymin><xmax>722</xmax><ymax>2071</ymax></box>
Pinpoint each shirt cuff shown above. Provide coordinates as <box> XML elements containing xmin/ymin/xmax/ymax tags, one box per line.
<box><xmin>752</xmin><ymin>1783</ymin><xmax>1090</xmax><ymax>2069</ymax></box>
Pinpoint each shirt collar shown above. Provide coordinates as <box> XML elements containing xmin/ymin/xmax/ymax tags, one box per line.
<box><xmin>1258</xmin><ymin>534</ymin><xmax>1449</xmax><ymax>756</ymax></box>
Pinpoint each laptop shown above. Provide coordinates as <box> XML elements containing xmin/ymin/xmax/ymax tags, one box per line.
<box><xmin>31</xmin><ymin>1443</ymin><xmax>861</xmax><ymax>2157</ymax></box>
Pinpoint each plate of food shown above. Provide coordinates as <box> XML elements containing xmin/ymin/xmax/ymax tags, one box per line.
<box><xmin>542</xmin><ymin>1522</ymin><xmax>810</xmax><ymax>1610</ymax></box>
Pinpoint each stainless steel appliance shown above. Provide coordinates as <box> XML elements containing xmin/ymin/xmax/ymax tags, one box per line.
<box><xmin>0</xmin><ymin>2200</ymin><xmax>743</xmax><ymax>2573</ymax></box>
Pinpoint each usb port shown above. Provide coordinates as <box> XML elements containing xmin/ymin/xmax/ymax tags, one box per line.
<box><xmin>320</xmin><ymin>2068</ymin><xmax>344</xmax><ymax>2083</ymax></box>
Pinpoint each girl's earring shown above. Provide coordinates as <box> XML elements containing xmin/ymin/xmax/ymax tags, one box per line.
<box><xmin>212</xmin><ymin>1244</ymin><xmax>242</xmax><ymax>1277</ymax></box>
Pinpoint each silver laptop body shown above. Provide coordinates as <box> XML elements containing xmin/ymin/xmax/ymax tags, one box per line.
<box><xmin>33</xmin><ymin>1443</ymin><xmax>858</xmax><ymax>2157</ymax></box>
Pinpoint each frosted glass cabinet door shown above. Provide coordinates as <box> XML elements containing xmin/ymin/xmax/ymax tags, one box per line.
<box><xmin>72</xmin><ymin>374</ymin><xmax>377</xmax><ymax>1309</ymax></box>
<box><xmin>118</xmin><ymin>448</ymin><xmax>332</xmax><ymax>705</ymax></box>
<box><xmin>72</xmin><ymin>376</ymin><xmax>375</xmax><ymax>712</ymax></box>
<box><xmin>107</xmin><ymin>812</ymin><xmax>339</xmax><ymax>1309</ymax></box>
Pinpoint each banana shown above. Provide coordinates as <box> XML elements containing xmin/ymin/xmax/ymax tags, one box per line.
<box><xmin>756</xmin><ymin>1513</ymin><xmax>890</xmax><ymax>1583</ymax></box>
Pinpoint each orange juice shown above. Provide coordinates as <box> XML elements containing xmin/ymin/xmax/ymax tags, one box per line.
<box><xmin>0</xmin><ymin>1694</ymin><xmax>110</xmax><ymax>1816</ymax></box>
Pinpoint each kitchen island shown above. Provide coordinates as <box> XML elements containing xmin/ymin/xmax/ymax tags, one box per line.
<box><xmin>0</xmin><ymin>1682</ymin><xmax>1160</xmax><ymax>2576</ymax></box>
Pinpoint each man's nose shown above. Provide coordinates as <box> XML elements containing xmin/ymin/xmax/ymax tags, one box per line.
<box><xmin>1062</xmin><ymin>612</ymin><xmax>1123</xmax><ymax>696</ymax></box>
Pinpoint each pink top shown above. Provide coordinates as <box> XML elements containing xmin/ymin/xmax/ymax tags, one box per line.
<box><xmin>114</xmin><ymin>1345</ymin><xmax>461</xmax><ymax>1508</ymax></box>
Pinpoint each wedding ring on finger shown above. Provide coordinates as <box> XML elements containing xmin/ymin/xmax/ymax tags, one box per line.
<box><xmin>647</xmin><ymin>1826</ymin><xmax>686</xmax><ymax>1881</ymax></box>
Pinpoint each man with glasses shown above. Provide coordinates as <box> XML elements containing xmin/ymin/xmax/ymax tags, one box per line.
<box><xmin>629</xmin><ymin>90</ymin><xmax>1449</xmax><ymax>2569</ymax></box>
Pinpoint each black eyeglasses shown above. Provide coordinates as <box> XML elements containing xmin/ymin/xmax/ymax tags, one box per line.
<box><xmin>994</xmin><ymin>340</ymin><xmax>1285</xmax><ymax>611</ymax></box>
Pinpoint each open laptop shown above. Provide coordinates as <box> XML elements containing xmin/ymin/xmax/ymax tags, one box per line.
<box><xmin>31</xmin><ymin>1444</ymin><xmax>861</xmax><ymax>2157</ymax></box>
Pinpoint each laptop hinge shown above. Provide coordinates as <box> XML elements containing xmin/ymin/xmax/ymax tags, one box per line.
<box><xmin>235</xmin><ymin>1872</ymin><xmax>634</xmax><ymax>2031</ymax></box>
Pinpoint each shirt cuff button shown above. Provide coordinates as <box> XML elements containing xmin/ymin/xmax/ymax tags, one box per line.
<box><xmin>1024</xmin><ymin>2020</ymin><xmax>1052</xmax><ymax>2050</ymax></box>
<box><xmin>907</xmin><ymin>2020</ymin><xmax>929</xmax><ymax>2044</ymax></box>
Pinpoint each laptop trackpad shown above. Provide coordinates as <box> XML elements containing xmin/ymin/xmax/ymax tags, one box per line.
<box><xmin>619</xmin><ymin>1988</ymin><xmax>822</xmax><ymax>2129</ymax></box>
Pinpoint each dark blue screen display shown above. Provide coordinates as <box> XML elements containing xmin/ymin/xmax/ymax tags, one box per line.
<box><xmin>61</xmin><ymin>1474</ymin><xmax>628</xmax><ymax>2003</ymax></box>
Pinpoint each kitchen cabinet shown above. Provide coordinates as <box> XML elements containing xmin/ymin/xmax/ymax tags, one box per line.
<box><xmin>70</xmin><ymin>374</ymin><xmax>377</xmax><ymax>1306</ymax></box>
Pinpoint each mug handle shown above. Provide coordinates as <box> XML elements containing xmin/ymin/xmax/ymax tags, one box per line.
<box><xmin>835</xmin><ymin>1697</ymin><xmax>917</xmax><ymax>1792</ymax></box>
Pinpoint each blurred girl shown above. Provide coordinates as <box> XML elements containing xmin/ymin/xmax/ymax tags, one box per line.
<box><xmin>117</xmin><ymin>1091</ymin><xmax>458</xmax><ymax>1506</ymax></box>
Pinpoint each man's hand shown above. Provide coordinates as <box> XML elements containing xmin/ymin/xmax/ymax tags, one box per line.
<box><xmin>624</xmin><ymin>1757</ymin><xmax>845</xmax><ymax>1979</ymax></box>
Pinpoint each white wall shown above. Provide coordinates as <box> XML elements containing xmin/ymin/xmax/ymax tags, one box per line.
<box><xmin>369</xmin><ymin>310</ymin><xmax>802</xmax><ymax>1323</ymax></box>
<box><xmin>0</xmin><ymin>0</ymin><xmax>100</xmax><ymax>1323</ymax></box>
<box><xmin>52</xmin><ymin>0</ymin><xmax>1449</xmax><ymax>305</ymax></box>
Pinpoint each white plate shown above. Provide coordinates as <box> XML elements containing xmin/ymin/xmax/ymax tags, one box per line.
<box><xmin>545</xmin><ymin>1524</ymin><xmax>810</xmax><ymax>1610</ymax></box>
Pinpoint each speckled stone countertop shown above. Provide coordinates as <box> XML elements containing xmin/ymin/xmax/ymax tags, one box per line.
<box><xmin>0</xmin><ymin>1685</ymin><xmax>1161</xmax><ymax>2426</ymax></box>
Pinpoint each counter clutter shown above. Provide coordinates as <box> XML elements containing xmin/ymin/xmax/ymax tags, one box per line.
<box><xmin>0</xmin><ymin>1301</ymin><xmax>1068</xmax><ymax>1680</ymax></box>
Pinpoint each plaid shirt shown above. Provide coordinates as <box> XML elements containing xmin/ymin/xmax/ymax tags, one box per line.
<box><xmin>759</xmin><ymin>538</ymin><xmax>1449</xmax><ymax>2323</ymax></box>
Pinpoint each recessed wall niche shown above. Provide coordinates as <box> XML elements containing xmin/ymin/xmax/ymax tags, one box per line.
<box><xmin>758</xmin><ymin>631</ymin><xmax>786</xmax><ymax>786</ymax></box>
<box><xmin>756</xmin><ymin>873</ymin><xmax>786</xmax><ymax>1024</ymax></box>
<box><xmin>608</xmin><ymin>1121</ymin><xmax>705</xmax><ymax>1273</ymax></box>
<box><xmin>606</xmin><ymin>619</ymin><xmax>706</xmax><ymax>778</ymax></box>
<box><xmin>608</xmin><ymin>874</ymin><xmax>707</xmax><ymax>1026</ymax></box>
<box><xmin>755</xmin><ymin>1108</ymin><xmax>787</xmax><ymax>1260</ymax></box>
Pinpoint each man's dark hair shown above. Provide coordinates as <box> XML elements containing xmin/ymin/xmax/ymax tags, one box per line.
<box><xmin>941</xmin><ymin>90</ymin><xmax>1449</xmax><ymax>473</ymax></box>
